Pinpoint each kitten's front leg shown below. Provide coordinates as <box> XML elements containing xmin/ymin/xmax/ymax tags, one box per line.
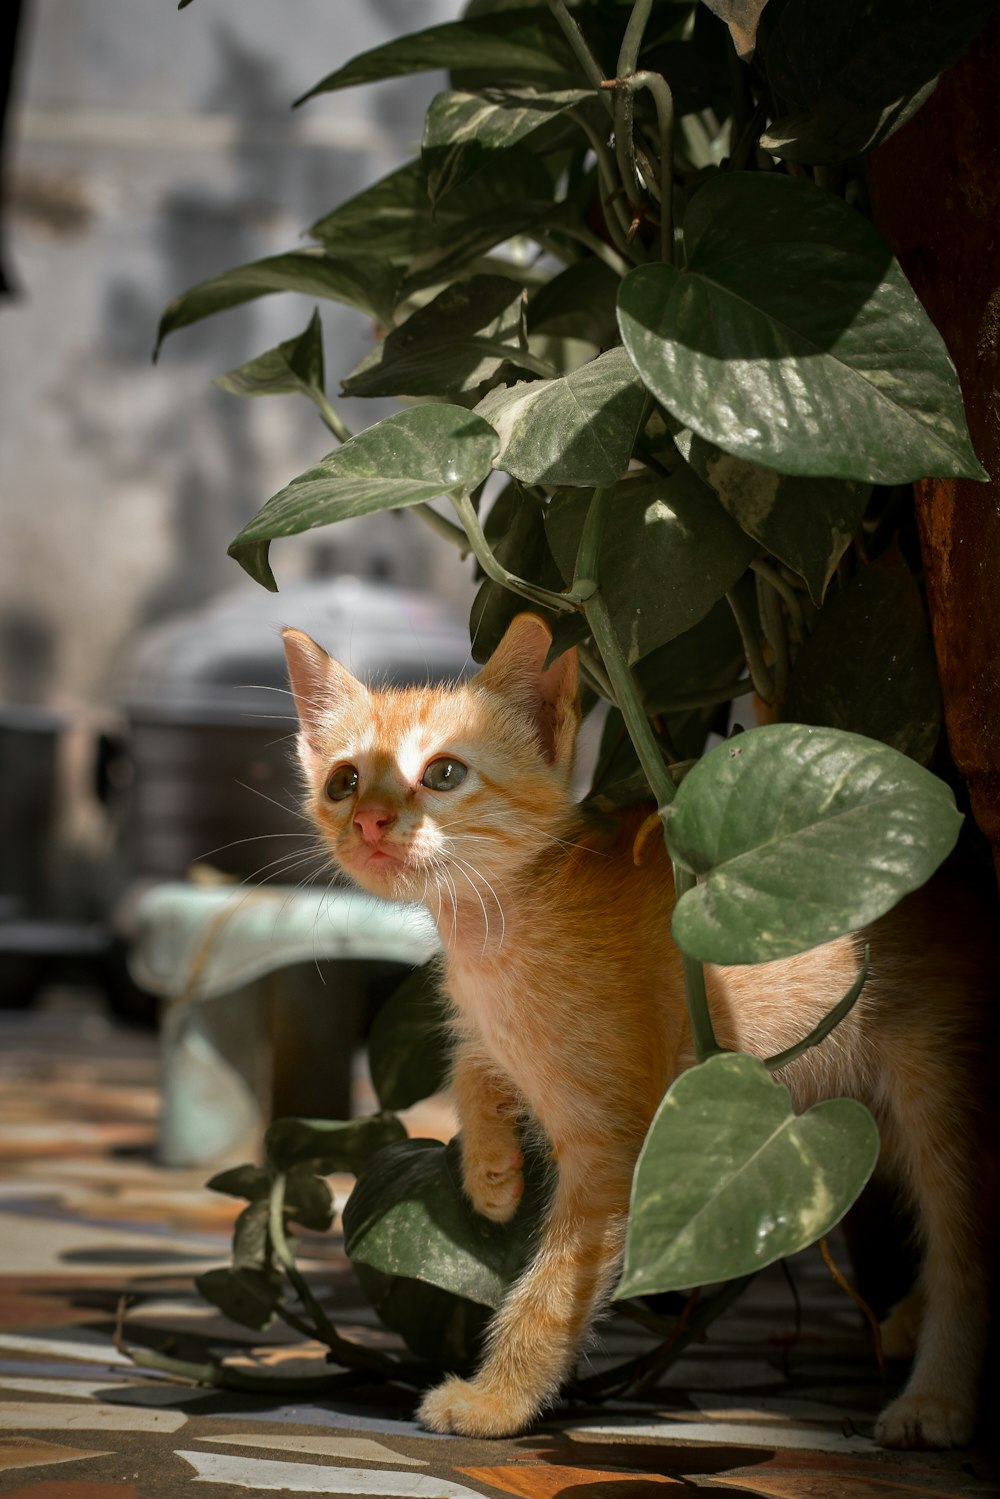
<box><xmin>451</xmin><ymin>1042</ymin><xmax>524</xmax><ymax>1224</ymax></box>
<box><xmin>418</xmin><ymin>1138</ymin><xmax>631</xmax><ymax>1437</ymax></box>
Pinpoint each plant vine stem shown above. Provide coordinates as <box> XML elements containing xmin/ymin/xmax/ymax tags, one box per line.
<box><xmin>750</xmin><ymin>557</ymin><xmax>804</xmax><ymax>638</ymax></box>
<box><xmin>268</xmin><ymin>1176</ymin><xmax>396</xmax><ymax>1377</ymax></box>
<box><xmin>756</xmin><ymin>567</ymin><xmax>790</xmax><ymax>713</ymax></box>
<box><xmin>726</xmin><ymin>586</ymin><xmax>774</xmax><ymax>704</ymax></box>
<box><xmin>611</xmin><ymin>0</ymin><xmax>655</xmax><ymax>226</ymax></box>
<box><xmin>629</xmin><ymin>1273</ymin><xmax>755</xmax><ymax>1396</ymax></box>
<box><xmin>574</xmin><ymin>1273</ymin><xmax>755</xmax><ymax>1400</ymax></box>
<box><xmin>546</xmin><ymin>0</ymin><xmax>615</xmax><ymax>117</ymax></box>
<box><xmin>312</xmin><ymin>388</ymin><xmax>353</xmax><ymax>444</ymax></box>
<box><xmin>545</xmin><ymin>222</ymin><xmax>630</xmax><ymax>277</ymax></box>
<box><xmin>578</xmin><ymin>642</ymin><xmax>615</xmax><ymax>703</ymax></box>
<box><xmin>818</xmin><ymin>1235</ymin><xmax>885</xmax><ymax>1375</ymax></box>
<box><xmin>617</xmin><ymin>0</ymin><xmax>655</xmax><ymax>77</ymax></box>
<box><xmin>450</xmin><ymin>490</ymin><xmax>582</xmax><ymax>614</ymax></box>
<box><xmin>411</xmin><ymin>503</ymin><xmax>470</xmax><ymax>553</ymax></box>
<box><xmin>568</xmin><ymin>109</ymin><xmax>638</xmax><ymax>261</ymax></box>
<box><xmin>576</xmin><ymin>486</ymin><xmax>720</xmax><ymax>1062</ymax></box>
<box><xmin>609</xmin><ymin>70</ymin><xmax>676</xmax><ymax>265</ymax></box>
<box><xmin>765</xmin><ymin>948</ymin><xmax>869</xmax><ymax>1072</ymax></box>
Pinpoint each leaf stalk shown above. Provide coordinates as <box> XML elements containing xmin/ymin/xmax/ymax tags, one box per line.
<box><xmin>576</xmin><ymin>486</ymin><xmax>721</xmax><ymax>1062</ymax></box>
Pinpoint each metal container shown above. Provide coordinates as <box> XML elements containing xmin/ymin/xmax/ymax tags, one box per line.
<box><xmin>115</xmin><ymin>577</ymin><xmax>472</xmax><ymax>882</ymax></box>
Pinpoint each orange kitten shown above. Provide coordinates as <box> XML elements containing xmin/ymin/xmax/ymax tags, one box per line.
<box><xmin>283</xmin><ymin>612</ymin><xmax>997</xmax><ymax>1449</ymax></box>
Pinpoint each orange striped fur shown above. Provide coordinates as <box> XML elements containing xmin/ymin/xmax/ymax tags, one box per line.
<box><xmin>283</xmin><ymin>613</ymin><xmax>997</xmax><ymax>1449</ymax></box>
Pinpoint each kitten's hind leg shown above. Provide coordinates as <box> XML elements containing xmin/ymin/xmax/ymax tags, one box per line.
<box><xmin>451</xmin><ymin>1044</ymin><xmax>525</xmax><ymax>1224</ymax></box>
<box><xmin>880</xmin><ymin>1283</ymin><xmax>923</xmax><ymax>1361</ymax></box>
<box><xmin>418</xmin><ymin>1138</ymin><xmax>630</xmax><ymax>1437</ymax></box>
<box><xmin>874</xmin><ymin>1067</ymin><xmax>994</xmax><ymax>1449</ymax></box>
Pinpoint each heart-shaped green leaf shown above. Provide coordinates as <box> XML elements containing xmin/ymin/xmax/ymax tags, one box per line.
<box><xmin>352</xmin><ymin>1261</ymin><xmax>491</xmax><ymax>1372</ymax></box>
<box><xmin>341</xmin><ymin>275</ymin><xmax>528</xmax><ymax>400</ymax></box>
<box><xmin>477</xmin><ymin>348</ymin><xmax>647</xmax><ymax>488</ymax></box>
<box><xmin>264</xmin><ymin>1112</ymin><xmax>407</xmax><ymax>1176</ymax></box>
<box><xmin>617</xmin><ymin>1052</ymin><xmax>880</xmax><ymax>1296</ymax></box>
<box><xmin>296</xmin><ymin>10</ymin><xmax>580</xmax><ymax>104</ymax></box>
<box><xmin>343</xmin><ymin>1137</ymin><xmax>549</xmax><ymax>1310</ymax></box>
<box><xmin>666</xmin><ymin>723</ymin><xmax>962</xmax><ymax>964</ymax></box>
<box><xmin>423</xmin><ymin>86</ymin><xmax>592</xmax><ymax>204</ymax></box>
<box><xmin>231</xmin><ymin>1201</ymin><xmax>270</xmax><ymax>1271</ymax></box>
<box><xmin>155</xmin><ymin>252</ymin><xmax>399</xmax><ymax>358</ymax></box>
<box><xmin>677</xmin><ymin>430</ymin><xmax>870</xmax><ymax>605</ymax></box>
<box><xmin>213</xmin><ymin>308</ymin><xmax>331</xmax><ymax>414</ymax></box>
<box><xmin>206</xmin><ymin>1164</ymin><xmax>271</xmax><ymax>1202</ymax></box>
<box><xmin>283</xmin><ymin>1166</ymin><xmax>335</xmax><ymax>1233</ymax></box>
<box><xmin>310</xmin><ymin>153</ymin><xmax>553</xmax><ymax>286</ymax></box>
<box><xmin>228</xmin><ymin>406</ymin><xmax>500</xmax><ymax>590</ymax></box>
<box><xmin>545</xmin><ymin>468</ymin><xmax>757</xmax><ymax>660</ymax></box>
<box><xmin>617</xmin><ymin>172</ymin><xmax>985</xmax><ymax>485</ymax></box>
<box><xmin>195</xmin><ymin>1266</ymin><xmax>283</xmax><ymax>1331</ymax></box>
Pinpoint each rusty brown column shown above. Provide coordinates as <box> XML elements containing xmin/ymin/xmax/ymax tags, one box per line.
<box><xmin>868</xmin><ymin>16</ymin><xmax>1000</xmax><ymax>883</ymax></box>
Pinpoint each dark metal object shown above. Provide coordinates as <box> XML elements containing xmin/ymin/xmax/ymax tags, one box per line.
<box><xmin>115</xmin><ymin>577</ymin><xmax>472</xmax><ymax>882</ymax></box>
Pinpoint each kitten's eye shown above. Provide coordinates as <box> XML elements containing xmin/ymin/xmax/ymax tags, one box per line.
<box><xmin>421</xmin><ymin>758</ymin><xmax>468</xmax><ymax>793</ymax></box>
<box><xmin>326</xmin><ymin>764</ymin><xmax>359</xmax><ymax>802</ymax></box>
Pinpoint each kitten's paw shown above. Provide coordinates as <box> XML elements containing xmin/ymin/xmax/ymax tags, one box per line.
<box><xmin>880</xmin><ymin>1288</ymin><xmax>922</xmax><ymax>1361</ymax></box>
<box><xmin>875</xmin><ymin>1393</ymin><xmax>975</xmax><ymax>1449</ymax></box>
<box><xmin>463</xmin><ymin>1147</ymin><xmax>524</xmax><ymax>1224</ymax></box>
<box><xmin>418</xmin><ymin>1375</ymin><xmax>532</xmax><ymax>1437</ymax></box>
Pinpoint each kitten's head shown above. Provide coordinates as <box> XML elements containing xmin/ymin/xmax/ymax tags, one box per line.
<box><xmin>282</xmin><ymin>613</ymin><xmax>579</xmax><ymax>906</ymax></box>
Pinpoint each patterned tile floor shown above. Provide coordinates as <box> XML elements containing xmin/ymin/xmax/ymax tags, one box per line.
<box><xmin>0</xmin><ymin>998</ymin><xmax>997</xmax><ymax>1499</ymax></box>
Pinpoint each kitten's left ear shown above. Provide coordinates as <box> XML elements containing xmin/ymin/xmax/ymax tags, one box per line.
<box><xmin>479</xmin><ymin>613</ymin><xmax>579</xmax><ymax>775</ymax></box>
<box><xmin>282</xmin><ymin>627</ymin><xmax>366</xmax><ymax>770</ymax></box>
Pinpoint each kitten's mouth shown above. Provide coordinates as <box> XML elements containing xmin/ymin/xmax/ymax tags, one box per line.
<box><xmin>354</xmin><ymin>843</ymin><xmax>411</xmax><ymax>875</ymax></box>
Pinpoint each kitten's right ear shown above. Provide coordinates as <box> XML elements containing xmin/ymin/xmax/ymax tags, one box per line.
<box><xmin>478</xmin><ymin>612</ymin><xmax>579</xmax><ymax>776</ymax></box>
<box><xmin>282</xmin><ymin>628</ymin><xmax>365</xmax><ymax>768</ymax></box>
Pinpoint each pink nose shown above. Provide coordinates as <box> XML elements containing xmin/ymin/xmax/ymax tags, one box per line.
<box><xmin>354</xmin><ymin>804</ymin><xmax>398</xmax><ymax>845</ymax></box>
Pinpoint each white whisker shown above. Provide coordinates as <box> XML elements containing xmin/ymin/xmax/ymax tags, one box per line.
<box><xmin>450</xmin><ymin>854</ymin><xmax>506</xmax><ymax>954</ymax></box>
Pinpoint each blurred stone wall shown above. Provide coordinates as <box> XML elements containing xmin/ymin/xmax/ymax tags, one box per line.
<box><xmin>1</xmin><ymin>0</ymin><xmax>471</xmax><ymax>716</ymax></box>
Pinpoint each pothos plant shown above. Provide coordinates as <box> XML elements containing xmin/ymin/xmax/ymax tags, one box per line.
<box><xmin>147</xmin><ymin>0</ymin><xmax>990</xmax><ymax>1395</ymax></box>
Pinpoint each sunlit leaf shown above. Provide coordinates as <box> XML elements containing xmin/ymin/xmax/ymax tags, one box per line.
<box><xmin>545</xmin><ymin>468</ymin><xmax>757</xmax><ymax>660</ymax></box>
<box><xmin>666</xmin><ymin>723</ymin><xmax>963</xmax><ymax>963</ymax></box>
<box><xmin>296</xmin><ymin>11</ymin><xmax>580</xmax><ymax>104</ymax></box>
<box><xmin>618</xmin><ymin>1052</ymin><xmax>879</xmax><ymax>1295</ymax></box>
<box><xmin>477</xmin><ymin>347</ymin><xmax>646</xmax><ymax>488</ymax></box>
<box><xmin>423</xmin><ymin>86</ymin><xmax>592</xmax><ymax>203</ymax></box>
<box><xmin>213</xmin><ymin>308</ymin><xmax>327</xmax><ymax>410</ymax></box>
<box><xmin>155</xmin><ymin>253</ymin><xmax>399</xmax><ymax>358</ymax></box>
<box><xmin>228</xmin><ymin>406</ymin><xmax>500</xmax><ymax>590</ymax></box>
<box><xmin>617</xmin><ymin>172</ymin><xmax>985</xmax><ymax>484</ymax></box>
